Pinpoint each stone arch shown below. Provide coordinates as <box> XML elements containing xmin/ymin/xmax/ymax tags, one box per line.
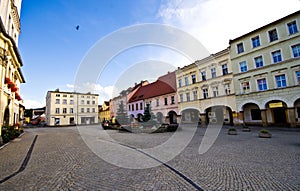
<box><xmin>238</xmin><ymin>99</ymin><xmax>263</xmax><ymax>112</ymax></box>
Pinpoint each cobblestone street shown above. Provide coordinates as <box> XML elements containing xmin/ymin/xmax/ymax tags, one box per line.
<box><xmin>0</xmin><ymin>125</ymin><xmax>299</xmax><ymax>190</ymax></box>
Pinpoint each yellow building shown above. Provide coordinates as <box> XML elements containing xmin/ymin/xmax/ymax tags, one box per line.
<box><xmin>99</xmin><ymin>101</ymin><xmax>110</xmax><ymax>122</ymax></box>
<box><xmin>176</xmin><ymin>48</ymin><xmax>237</xmax><ymax>125</ymax></box>
<box><xmin>0</xmin><ymin>0</ymin><xmax>25</xmax><ymax>143</ymax></box>
<box><xmin>230</xmin><ymin>11</ymin><xmax>300</xmax><ymax>127</ymax></box>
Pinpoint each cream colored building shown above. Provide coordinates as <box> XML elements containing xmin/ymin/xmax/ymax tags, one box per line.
<box><xmin>230</xmin><ymin>11</ymin><xmax>300</xmax><ymax>127</ymax></box>
<box><xmin>46</xmin><ymin>90</ymin><xmax>99</xmax><ymax>126</ymax></box>
<box><xmin>0</xmin><ymin>0</ymin><xmax>25</xmax><ymax>136</ymax></box>
<box><xmin>176</xmin><ymin>48</ymin><xmax>236</xmax><ymax>125</ymax></box>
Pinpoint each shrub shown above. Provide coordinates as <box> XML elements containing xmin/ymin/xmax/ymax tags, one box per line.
<box><xmin>1</xmin><ymin>125</ymin><xmax>23</xmax><ymax>144</ymax></box>
<box><xmin>260</xmin><ymin>129</ymin><xmax>269</xmax><ymax>134</ymax></box>
<box><xmin>228</xmin><ymin>127</ymin><xmax>237</xmax><ymax>131</ymax></box>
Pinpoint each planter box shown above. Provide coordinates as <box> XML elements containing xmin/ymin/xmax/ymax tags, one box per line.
<box><xmin>228</xmin><ymin>130</ymin><xmax>237</xmax><ymax>135</ymax></box>
<box><xmin>242</xmin><ymin>128</ymin><xmax>251</xmax><ymax>132</ymax></box>
<box><xmin>259</xmin><ymin>132</ymin><xmax>272</xmax><ymax>138</ymax></box>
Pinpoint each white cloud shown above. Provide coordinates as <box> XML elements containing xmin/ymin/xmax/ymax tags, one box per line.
<box><xmin>158</xmin><ymin>0</ymin><xmax>300</xmax><ymax>53</ymax></box>
<box><xmin>23</xmin><ymin>99</ymin><xmax>45</xmax><ymax>109</ymax></box>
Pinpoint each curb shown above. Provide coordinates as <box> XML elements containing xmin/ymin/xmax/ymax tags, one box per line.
<box><xmin>0</xmin><ymin>132</ymin><xmax>25</xmax><ymax>150</ymax></box>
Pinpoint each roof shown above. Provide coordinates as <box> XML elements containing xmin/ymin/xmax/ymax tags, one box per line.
<box><xmin>229</xmin><ymin>10</ymin><xmax>300</xmax><ymax>43</ymax></box>
<box><xmin>128</xmin><ymin>72</ymin><xmax>176</xmax><ymax>103</ymax></box>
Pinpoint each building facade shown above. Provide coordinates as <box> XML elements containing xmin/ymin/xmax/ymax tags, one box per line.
<box><xmin>0</xmin><ymin>0</ymin><xmax>25</xmax><ymax>137</ymax></box>
<box><xmin>128</xmin><ymin>72</ymin><xmax>178</xmax><ymax>124</ymax></box>
<box><xmin>230</xmin><ymin>11</ymin><xmax>300</xmax><ymax>127</ymax></box>
<box><xmin>176</xmin><ymin>48</ymin><xmax>237</xmax><ymax>125</ymax></box>
<box><xmin>99</xmin><ymin>101</ymin><xmax>110</xmax><ymax>122</ymax></box>
<box><xmin>46</xmin><ymin>90</ymin><xmax>99</xmax><ymax>126</ymax></box>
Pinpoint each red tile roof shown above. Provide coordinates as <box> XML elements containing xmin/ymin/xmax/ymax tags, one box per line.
<box><xmin>128</xmin><ymin>72</ymin><xmax>176</xmax><ymax>103</ymax></box>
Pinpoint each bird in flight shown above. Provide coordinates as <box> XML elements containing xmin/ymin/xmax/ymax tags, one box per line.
<box><xmin>76</xmin><ymin>25</ymin><xmax>80</xmax><ymax>30</ymax></box>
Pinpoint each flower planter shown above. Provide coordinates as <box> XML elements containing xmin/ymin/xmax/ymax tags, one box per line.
<box><xmin>228</xmin><ymin>129</ymin><xmax>237</xmax><ymax>135</ymax></box>
<box><xmin>259</xmin><ymin>132</ymin><xmax>272</xmax><ymax>138</ymax></box>
<box><xmin>242</xmin><ymin>128</ymin><xmax>251</xmax><ymax>132</ymax></box>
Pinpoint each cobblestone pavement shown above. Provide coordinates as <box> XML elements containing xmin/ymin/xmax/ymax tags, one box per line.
<box><xmin>0</xmin><ymin>125</ymin><xmax>299</xmax><ymax>190</ymax></box>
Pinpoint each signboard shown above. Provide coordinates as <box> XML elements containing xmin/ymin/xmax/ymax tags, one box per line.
<box><xmin>269</xmin><ymin>102</ymin><xmax>283</xmax><ymax>108</ymax></box>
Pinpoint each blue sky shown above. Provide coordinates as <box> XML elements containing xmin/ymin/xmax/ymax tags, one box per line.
<box><xmin>18</xmin><ymin>0</ymin><xmax>300</xmax><ymax>109</ymax></box>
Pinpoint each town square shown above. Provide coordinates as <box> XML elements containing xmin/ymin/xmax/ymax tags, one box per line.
<box><xmin>0</xmin><ymin>0</ymin><xmax>300</xmax><ymax>190</ymax></box>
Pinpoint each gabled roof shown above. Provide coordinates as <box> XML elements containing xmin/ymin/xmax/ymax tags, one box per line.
<box><xmin>128</xmin><ymin>72</ymin><xmax>176</xmax><ymax>103</ymax></box>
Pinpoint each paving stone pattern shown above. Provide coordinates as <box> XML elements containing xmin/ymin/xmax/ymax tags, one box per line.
<box><xmin>0</xmin><ymin>126</ymin><xmax>299</xmax><ymax>190</ymax></box>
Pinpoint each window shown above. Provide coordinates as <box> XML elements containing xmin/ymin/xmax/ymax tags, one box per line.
<box><xmin>239</xmin><ymin>61</ymin><xmax>247</xmax><ymax>72</ymax></box>
<box><xmin>128</xmin><ymin>105</ymin><xmax>131</xmax><ymax>111</ymax></box>
<box><xmin>81</xmin><ymin>96</ymin><xmax>84</xmax><ymax>98</ymax></box>
<box><xmin>140</xmin><ymin>102</ymin><xmax>143</xmax><ymax>110</ymax></box>
<box><xmin>70</xmin><ymin>108</ymin><xmax>74</xmax><ymax>113</ymax></box>
<box><xmin>136</xmin><ymin>103</ymin><xmax>138</xmax><ymax>110</ymax></box>
<box><xmin>251</xmin><ymin>109</ymin><xmax>262</xmax><ymax>120</ymax></box>
<box><xmin>156</xmin><ymin>99</ymin><xmax>159</xmax><ymax>106</ymax></box>
<box><xmin>201</xmin><ymin>71</ymin><xmax>206</xmax><ymax>81</ymax></box>
<box><xmin>185</xmin><ymin>76</ymin><xmax>189</xmax><ymax>86</ymax></box>
<box><xmin>179</xmin><ymin>94</ymin><xmax>183</xmax><ymax>102</ymax></box>
<box><xmin>56</xmin><ymin>94</ymin><xmax>60</xmax><ymax>97</ymax></box>
<box><xmin>70</xmin><ymin>100</ymin><xmax>74</xmax><ymax>105</ymax></box>
<box><xmin>268</xmin><ymin>29</ymin><xmax>278</xmax><ymax>42</ymax></box>
<box><xmin>186</xmin><ymin>93</ymin><xmax>190</xmax><ymax>101</ymax></box>
<box><xmin>203</xmin><ymin>88</ymin><xmax>208</xmax><ymax>99</ymax></box>
<box><xmin>254</xmin><ymin>56</ymin><xmax>264</xmax><ymax>68</ymax></box>
<box><xmin>287</xmin><ymin>21</ymin><xmax>298</xmax><ymax>35</ymax></box>
<box><xmin>81</xmin><ymin>100</ymin><xmax>84</xmax><ymax>104</ymax></box>
<box><xmin>70</xmin><ymin>95</ymin><xmax>73</xmax><ymax>98</ymax></box>
<box><xmin>92</xmin><ymin>101</ymin><xmax>95</xmax><ymax>104</ymax></box>
<box><xmin>292</xmin><ymin>44</ymin><xmax>300</xmax><ymax>58</ymax></box>
<box><xmin>171</xmin><ymin>96</ymin><xmax>175</xmax><ymax>104</ymax></box>
<box><xmin>237</xmin><ymin>43</ymin><xmax>244</xmax><ymax>53</ymax></box>
<box><xmin>191</xmin><ymin>74</ymin><xmax>196</xmax><ymax>84</ymax></box>
<box><xmin>296</xmin><ymin>71</ymin><xmax>300</xmax><ymax>85</ymax></box>
<box><xmin>251</xmin><ymin>36</ymin><xmax>260</xmax><ymax>48</ymax></box>
<box><xmin>55</xmin><ymin>108</ymin><xmax>60</xmax><ymax>114</ymax></box>
<box><xmin>87</xmin><ymin>100</ymin><xmax>90</xmax><ymax>104</ymax></box>
<box><xmin>193</xmin><ymin>90</ymin><xmax>198</xmax><ymax>101</ymax></box>
<box><xmin>272</xmin><ymin>50</ymin><xmax>282</xmax><ymax>63</ymax></box>
<box><xmin>63</xmin><ymin>94</ymin><xmax>67</xmax><ymax>97</ymax></box>
<box><xmin>164</xmin><ymin>97</ymin><xmax>168</xmax><ymax>105</ymax></box>
<box><xmin>178</xmin><ymin>79</ymin><xmax>182</xmax><ymax>87</ymax></box>
<box><xmin>87</xmin><ymin>108</ymin><xmax>90</xmax><ymax>113</ymax></box>
<box><xmin>224</xmin><ymin>84</ymin><xmax>231</xmax><ymax>95</ymax></box>
<box><xmin>63</xmin><ymin>108</ymin><xmax>67</xmax><ymax>114</ymax></box>
<box><xmin>211</xmin><ymin>68</ymin><xmax>216</xmax><ymax>78</ymax></box>
<box><xmin>257</xmin><ymin>79</ymin><xmax>267</xmax><ymax>91</ymax></box>
<box><xmin>241</xmin><ymin>81</ymin><xmax>250</xmax><ymax>93</ymax></box>
<box><xmin>92</xmin><ymin>108</ymin><xmax>95</xmax><ymax>112</ymax></box>
<box><xmin>222</xmin><ymin>64</ymin><xmax>228</xmax><ymax>75</ymax></box>
<box><xmin>275</xmin><ymin>75</ymin><xmax>287</xmax><ymax>88</ymax></box>
<box><xmin>212</xmin><ymin>87</ymin><xmax>218</xmax><ymax>97</ymax></box>
<box><xmin>81</xmin><ymin>108</ymin><xmax>84</xmax><ymax>113</ymax></box>
<box><xmin>132</xmin><ymin>104</ymin><xmax>134</xmax><ymax>111</ymax></box>
<box><xmin>63</xmin><ymin>99</ymin><xmax>67</xmax><ymax>104</ymax></box>
<box><xmin>55</xmin><ymin>99</ymin><xmax>60</xmax><ymax>104</ymax></box>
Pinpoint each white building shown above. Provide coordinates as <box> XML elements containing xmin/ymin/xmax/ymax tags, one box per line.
<box><xmin>46</xmin><ymin>90</ymin><xmax>99</xmax><ymax>126</ymax></box>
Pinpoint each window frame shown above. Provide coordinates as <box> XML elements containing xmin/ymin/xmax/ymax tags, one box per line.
<box><xmin>239</xmin><ymin>61</ymin><xmax>248</xmax><ymax>72</ymax></box>
<box><xmin>222</xmin><ymin>64</ymin><xmax>228</xmax><ymax>75</ymax></box>
<box><xmin>268</xmin><ymin>28</ymin><xmax>278</xmax><ymax>42</ymax></box>
<box><xmin>254</xmin><ymin>55</ymin><xmax>264</xmax><ymax>68</ymax></box>
<box><xmin>257</xmin><ymin>78</ymin><xmax>268</xmax><ymax>91</ymax></box>
<box><xmin>275</xmin><ymin>74</ymin><xmax>287</xmax><ymax>88</ymax></box>
<box><xmin>291</xmin><ymin>44</ymin><xmax>300</xmax><ymax>58</ymax></box>
<box><xmin>237</xmin><ymin>42</ymin><xmax>244</xmax><ymax>54</ymax></box>
<box><xmin>287</xmin><ymin>20</ymin><xmax>298</xmax><ymax>35</ymax></box>
<box><xmin>251</xmin><ymin>36</ymin><xmax>260</xmax><ymax>48</ymax></box>
<box><xmin>211</xmin><ymin>67</ymin><xmax>217</xmax><ymax>78</ymax></box>
<box><xmin>271</xmin><ymin>49</ymin><xmax>282</xmax><ymax>63</ymax></box>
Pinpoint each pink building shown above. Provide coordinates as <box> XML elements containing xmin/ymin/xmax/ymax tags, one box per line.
<box><xmin>128</xmin><ymin>72</ymin><xmax>178</xmax><ymax>124</ymax></box>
